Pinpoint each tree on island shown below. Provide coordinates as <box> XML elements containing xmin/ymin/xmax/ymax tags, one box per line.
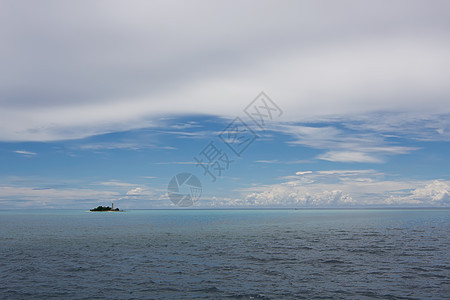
<box><xmin>90</xmin><ymin>205</ymin><xmax>120</xmax><ymax>211</ymax></box>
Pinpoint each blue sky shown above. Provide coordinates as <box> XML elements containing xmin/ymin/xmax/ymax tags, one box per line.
<box><xmin>0</xmin><ymin>1</ymin><xmax>449</xmax><ymax>208</ymax></box>
<box><xmin>1</xmin><ymin>111</ymin><xmax>448</xmax><ymax>208</ymax></box>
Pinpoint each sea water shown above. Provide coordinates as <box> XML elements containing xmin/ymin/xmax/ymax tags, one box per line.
<box><xmin>0</xmin><ymin>209</ymin><xmax>449</xmax><ymax>299</ymax></box>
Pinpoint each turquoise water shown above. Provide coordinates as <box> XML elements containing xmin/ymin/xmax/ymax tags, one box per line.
<box><xmin>0</xmin><ymin>209</ymin><xmax>449</xmax><ymax>299</ymax></box>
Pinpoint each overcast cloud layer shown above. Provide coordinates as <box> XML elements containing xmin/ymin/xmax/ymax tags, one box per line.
<box><xmin>1</xmin><ymin>0</ymin><xmax>450</xmax><ymax>141</ymax></box>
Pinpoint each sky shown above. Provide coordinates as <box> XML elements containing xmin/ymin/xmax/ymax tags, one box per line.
<box><xmin>0</xmin><ymin>0</ymin><xmax>449</xmax><ymax>208</ymax></box>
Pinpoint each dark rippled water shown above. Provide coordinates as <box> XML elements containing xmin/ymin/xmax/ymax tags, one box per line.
<box><xmin>0</xmin><ymin>209</ymin><xmax>449</xmax><ymax>299</ymax></box>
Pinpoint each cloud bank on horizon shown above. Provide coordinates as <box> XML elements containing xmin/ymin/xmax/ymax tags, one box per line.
<box><xmin>0</xmin><ymin>0</ymin><xmax>449</xmax><ymax>208</ymax></box>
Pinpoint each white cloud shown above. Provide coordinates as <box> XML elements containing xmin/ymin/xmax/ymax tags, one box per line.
<box><xmin>0</xmin><ymin>181</ymin><xmax>165</xmax><ymax>208</ymax></box>
<box><xmin>296</xmin><ymin>171</ymin><xmax>312</xmax><ymax>175</ymax></box>
<box><xmin>343</xmin><ymin>112</ymin><xmax>450</xmax><ymax>142</ymax></box>
<box><xmin>170</xmin><ymin>122</ymin><xmax>202</xmax><ymax>130</ymax></box>
<box><xmin>0</xmin><ymin>1</ymin><xmax>450</xmax><ymax>141</ymax></box>
<box><xmin>221</xmin><ymin>170</ymin><xmax>450</xmax><ymax>207</ymax></box>
<box><xmin>126</xmin><ymin>187</ymin><xmax>143</xmax><ymax>195</ymax></box>
<box><xmin>318</xmin><ymin>151</ymin><xmax>382</xmax><ymax>163</ymax></box>
<box><xmin>256</xmin><ymin>160</ymin><xmax>279</xmax><ymax>164</ymax></box>
<box><xmin>125</xmin><ymin>187</ymin><xmax>153</xmax><ymax>196</ymax></box>
<box><xmin>316</xmin><ymin>170</ymin><xmax>377</xmax><ymax>175</ymax></box>
<box><xmin>0</xmin><ymin>186</ymin><xmax>119</xmax><ymax>208</ymax></box>
<box><xmin>14</xmin><ymin>150</ymin><xmax>37</xmax><ymax>157</ymax></box>
<box><xmin>155</xmin><ymin>161</ymin><xmax>202</xmax><ymax>165</ymax></box>
<box><xmin>97</xmin><ymin>180</ymin><xmax>138</xmax><ymax>187</ymax></box>
<box><xmin>244</xmin><ymin>188</ymin><xmax>355</xmax><ymax>207</ymax></box>
<box><xmin>272</xmin><ymin>123</ymin><xmax>418</xmax><ymax>163</ymax></box>
<box><xmin>387</xmin><ymin>180</ymin><xmax>449</xmax><ymax>206</ymax></box>
<box><xmin>78</xmin><ymin>143</ymin><xmax>142</xmax><ymax>151</ymax></box>
<box><xmin>74</xmin><ymin>140</ymin><xmax>176</xmax><ymax>151</ymax></box>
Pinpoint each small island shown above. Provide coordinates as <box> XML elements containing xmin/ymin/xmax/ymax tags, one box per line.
<box><xmin>90</xmin><ymin>203</ymin><xmax>121</xmax><ymax>212</ymax></box>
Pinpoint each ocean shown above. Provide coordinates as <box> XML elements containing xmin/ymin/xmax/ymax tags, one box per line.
<box><xmin>0</xmin><ymin>209</ymin><xmax>449</xmax><ymax>299</ymax></box>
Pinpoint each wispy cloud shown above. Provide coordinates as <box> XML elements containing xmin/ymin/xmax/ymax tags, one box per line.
<box><xmin>255</xmin><ymin>160</ymin><xmax>279</xmax><ymax>164</ymax></box>
<box><xmin>0</xmin><ymin>186</ymin><xmax>119</xmax><ymax>208</ymax></box>
<box><xmin>76</xmin><ymin>142</ymin><xmax>176</xmax><ymax>151</ymax></box>
<box><xmin>158</xmin><ymin>130</ymin><xmax>217</xmax><ymax>140</ymax></box>
<box><xmin>14</xmin><ymin>150</ymin><xmax>37</xmax><ymax>157</ymax></box>
<box><xmin>170</xmin><ymin>122</ymin><xmax>202</xmax><ymax>130</ymax></box>
<box><xmin>77</xmin><ymin>143</ymin><xmax>142</xmax><ymax>151</ymax></box>
<box><xmin>316</xmin><ymin>170</ymin><xmax>378</xmax><ymax>175</ymax></box>
<box><xmin>96</xmin><ymin>180</ymin><xmax>138</xmax><ymax>187</ymax></box>
<box><xmin>317</xmin><ymin>151</ymin><xmax>382</xmax><ymax>163</ymax></box>
<box><xmin>296</xmin><ymin>171</ymin><xmax>312</xmax><ymax>175</ymax></box>
<box><xmin>343</xmin><ymin>112</ymin><xmax>450</xmax><ymax>142</ymax></box>
<box><xmin>126</xmin><ymin>187</ymin><xmax>145</xmax><ymax>196</ymax></box>
<box><xmin>155</xmin><ymin>161</ymin><xmax>202</xmax><ymax>165</ymax></box>
<box><xmin>255</xmin><ymin>159</ymin><xmax>312</xmax><ymax>164</ymax></box>
<box><xmin>271</xmin><ymin>122</ymin><xmax>419</xmax><ymax>163</ymax></box>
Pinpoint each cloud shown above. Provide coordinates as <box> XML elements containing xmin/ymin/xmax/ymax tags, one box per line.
<box><xmin>244</xmin><ymin>188</ymin><xmax>354</xmax><ymax>207</ymax></box>
<box><xmin>0</xmin><ymin>174</ymin><xmax>169</xmax><ymax>208</ymax></box>
<box><xmin>78</xmin><ymin>143</ymin><xmax>142</xmax><ymax>151</ymax></box>
<box><xmin>170</xmin><ymin>122</ymin><xmax>202</xmax><ymax>130</ymax></box>
<box><xmin>343</xmin><ymin>112</ymin><xmax>450</xmax><ymax>142</ymax></box>
<box><xmin>154</xmin><ymin>161</ymin><xmax>201</xmax><ymax>165</ymax></box>
<box><xmin>120</xmin><ymin>186</ymin><xmax>159</xmax><ymax>205</ymax></box>
<box><xmin>256</xmin><ymin>160</ymin><xmax>279</xmax><ymax>164</ymax></box>
<box><xmin>74</xmin><ymin>140</ymin><xmax>176</xmax><ymax>151</ymax></box>
<box><xmin>126</xmin><ymin>187</ymin><xmax>143</xmax><ymax>195</ymax></box>
<box><xmin>222</xmin><ymin>170</ymin><xmax>450</xmax><ymax>207</ymax></box>
<box><xmin>272</xmin><ymin>123</ymin><xmax>418</xmax><ymax>163</ymax></box>
<box><xmin>0</xmin><ymin>186</ymin><xmax>119</xmax><ymax>208</ymax></box>
<box><xmin>97</xmin><ymin>180</ymin><xmax>138</xmax><ymax>187</ymax></box>
<box><xmin>317</xmin><ymin>151</ymin><xmax>382</xmax><ymax>163</ymax></box>
<box><xmin>1</xmin><ymin>1</ymin><xmax>450</xmax><ymax>141</ymax></box>
<box><xmin>14</xmin><ymin>150</ymin><xmax>37</xmax><ymax>157</ymax></box>
<box><xmin>125</xmin><ymin>187</ymin><xmax>153</xmax><ymax>196</ymax></box>
<box><xmin>316</xmin><ymin>170</ymin><xmax>376</xmax><ymax>175</ymax></box>
<box><xmin>296</xmin><ymin>171</ymin><xmax>312</xmax><ymax>175</ymax></box>
<box><xmin>386</xmin><ymin>180</ymin><xmax>449</xmax><ymax>206</ymax></box>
